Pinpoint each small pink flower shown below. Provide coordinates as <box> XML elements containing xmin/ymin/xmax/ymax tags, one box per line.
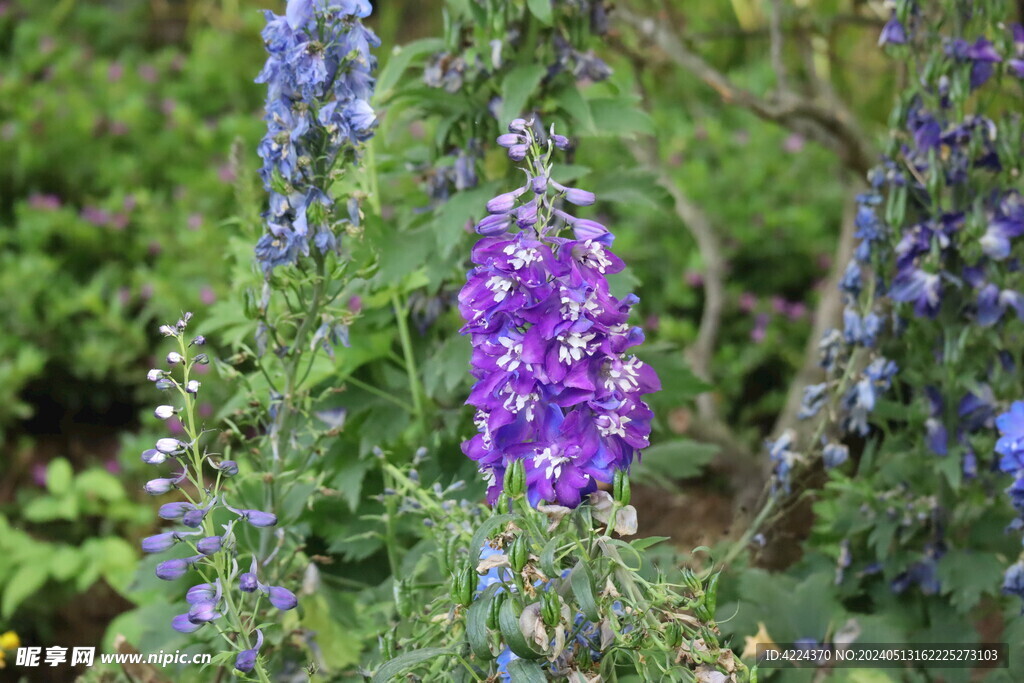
<box><xmin>81</xmin><ymin>206</ymin><xmax>111</xmax><ymax>226</ymax></box>
<box><xmin>217</xmin><ymin>164</ymin><xmax>236</xmax><ymax>183</ymax></box>
<box><xmin>161</xmin><ymin>98</ymin><xmax>176</xmax><ymax>116</ymax></box>
<box><xmin>118</xmin><ymin>287</ymin><xmax>132</xmax><ymax>305</ymax></box>
<box><xmin>188</xmin><ymin>214</ymin><xmax>203</xmax><ymax>231</ymax></box>
<box><xmin>645</xmin><ymin>314</ymin><xmax>660</xmax><ymax>332</ymax></box>
<box><xmin>751</xmin><ymin>313</ymin><xmax>770</xmax><ymax>343</ymax></box>
<box><xmin>105</xmin><ymin>459</ymin><xmax>122</xmax><ymax>475</ymax></box>
<box><xmin>138</xmin><ymin>64</ymin><xmax>158</xmax><ymax>83</ymax></box>
<box><xmin>771</xmin><ymin>296</ymin><xmax>788</xmax><ymax>315</ymax></box>
<box><xmin>32</xmin><ymin>463</ymin><xmax>48</xmax><ymax>487</ymax></box>
<box><xmin>110</xmin><ymin>213</ymin><xmax>129</xmax><ymax>231</ymax></box>
<box><xmin>28</xmin><ymin>193</ymin><xmax>61</xmax><ymax>211</ymax></box>
<box><xmin>109</xmin><ymin>120</ymin><xmax>129</xmax><ymax>136</ymax></box>
<box><xmin>347</xmin><ymin>296</ymin><xmax>363</xmax><ymax>313</ymax></box>
<box><xmin>148</xmin><ymin>241</ymin><xmax>163</xmax><ymax>256</ymax></box>
<box><xmin>738</xmin><ymin>292</ymin><xmax>758</xmax><ymax>313</ymax></box>
<box><xmin>108</xmin><ymin>62</ymin><xmax>124</xmax><ymax>82</ymax></box>
<box><xmin>166</xmin><ymin>417</ymin><xmax>185</xmax><ymax>435</ymax></box>
<box><xmin>123</xmin><ymin>195</ymin><xmax>137</xmax><ymax>211</ymax></box>
<box><xmin>684</xmin><ymin>270</ymin><xmax>704</xmax><ymax>287</ymax></box>
<box><xmin>192</xmin><ymin>363</ymin><xmax>211</xmax><ymax>376</ymax></box>
<box><xmin>200</xmin><ymin>286</ymin><xmax>216</xmax><ymax>305</ymax></box>
<box><xmin>198</xmin><ymin>403</ymin><xmax>214</xmax><ymax>419</ymax></box>
<box><xmin>782</xmin><ymin>133</ymin><xmax>805</xmax><ymax>154</ymax></box>
<box><xmin>786</xmin><ymin>302</ymin><xmax>808</xmax><ymax>321</ymax></box>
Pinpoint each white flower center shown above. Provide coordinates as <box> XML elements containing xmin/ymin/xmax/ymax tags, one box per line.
<box><xmin>534</xmin><ymin>447</ymin><xmax>570</xmax><ymax>480</ymax></box>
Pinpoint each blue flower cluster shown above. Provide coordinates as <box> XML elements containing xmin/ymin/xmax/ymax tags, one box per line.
<box><xmin>254</xmin><ymin>0</ymin><xmax>379</xmax><ymax>271</ymax></box>
<box><xmin>142</xmin><ymin>316</ymin><xmax>296</xmax><ymax>673</ymax></box>
<box><xmin>459</xmin><ymin>121</ymin><xmax>659</xmax><ymax>507</ymax></box>
<box><xmin>997</xmin><ymin>402</ymin><xmax>1024</xmax><ymax>606</ymax></box>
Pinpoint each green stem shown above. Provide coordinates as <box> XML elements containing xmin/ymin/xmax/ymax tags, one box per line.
<box><xmin>391</xmin><ymin>292</ymin><xmax>426</xmax><ymax>432</ymax></box>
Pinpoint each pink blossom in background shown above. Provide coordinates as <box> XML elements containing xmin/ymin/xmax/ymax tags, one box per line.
<box><xmin>32</xmin><ymin>463</ymin><xmax>48</xmax><ymax>488</ymax></box>
<box><xmin>108</xmin><ymin>62</ymin><xmax>124</xmax><ymax>82</ymax></box>
<box><xmin>738</xmin><ymin>292</ymin><xmax>758</xmax><ymax>313</ymax></box>
<box><xmin>110</xmin><ymin>213</ymin><xmax>129</xmax><ymax>230</ymax></box>
<box><xmin>118</xmin><ymin>287</ymin><xmax>132</xmax><ymax>306</ymax></box>
<box><xmin>148</xmin><ymin>241</ymin><xmax>162</xmax><ymax>256</ymax></box>
<box><xmin>140</xmin><ymin>283</ymin><xmax>154</xmax><ymax>300</ymax></box>
<box><xmin>685</xmin><ymin>270</ymin><xmax>704</xmax><ymax>287</ymax></box>
<box><xmin>28</xmin><ymin>193</ymin><xmax>62</xmax><ymax>211</ymax></box>
<box><xmin>123</xmin><ymin>194</ymin><xmax>137</xmax><ymax>211</ymax></box>
<box><xmin>81</xmin><ymin>206</ymin><xmax>112</xmax><ymax>226</ymax></box>
<box><xmin>105</xmin><ymin>459</ymin><xmax>121</xmax><ymax>475</ymax></box>
<box><xmin>218</xmin><ymin>164</ymin><xmax>237</xmax><ymax>183</ymax></box>
<box><xmin>786</xmin><ymin>301</ymin><xmax>808</xmax><ymax>321</ymax></box>
<box><xmin>198</xmin><ymin>403</ymin><xmax>214</xmax><ymax>419</ymax></box>
<box><xmin>188</xmin><ymin>213</ymin><xmax>203</xmax><ymax>231</ymax></box>
<box><xmin>782</xmin><ymin>133</ymin><xmax>806</xmax><ymax>154</ymax></box>
<box><xmin>162</xmin><ymin>98</ymin><xmax>176</xmax><ymax>116</ymax></box>
<box><xmin>347</xmin><ymin>295</ymin><xmax>363</xmax><ymax>313</ymax></box>
<box><xmin>192</xmin><ymin>363</ymin><xmax>211</xmax><ymax>376</ymax></box>
<box><xmin>200</xmin><ymin>286</ymin><xmax>216</xmax><ymax>305</ymax></box>
<box><xmin>817</xmin><ymin>253</ymin><xmax>832</xmax><ymax>270</ymax></box>
<box><xmin>645</xmin><ymin>314</ymin><xmax>660</xmax><ymax>332</ymax></box>
<box><xmin>138</xmin><ymin>64</ymin><xmax>158</xmax><ymax>83</ymax></box>
<box><xmin>166</xmin><ymin>417</ymin><xmax>185</xmax><ymax>435</ymax></box>
<box><xmin>771</xmin><ymin>296</ymin><xmax>788</xmax><ymax>315</ymax></box>
<box><xmin>751</xmin><ymin>313</ymin><xmax>770</xmax><ymax>343</ymax></box>
<box><xmin>109</xmin><ymin>120</ymin><xmax>129</xmax><ymax>136</ymax></box>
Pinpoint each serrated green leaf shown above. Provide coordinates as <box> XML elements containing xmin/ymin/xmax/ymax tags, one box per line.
<box><xmin>371</xmin><ymin>646</ymin><xmax>451</xmax><ymax>682</ymax></box>
<box><xmin>500</xmin><ymin>65</ymin><xmax>547</xmax><ymax>126</ymax></box>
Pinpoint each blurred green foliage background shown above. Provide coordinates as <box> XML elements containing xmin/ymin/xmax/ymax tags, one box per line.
<box><xmin>0</xmin><ymin>0</ymin><xmax>911</xmax><ymax>678</ymax></box>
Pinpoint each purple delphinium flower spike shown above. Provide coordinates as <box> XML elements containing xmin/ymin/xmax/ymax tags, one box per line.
<box><xmin>254</xmin><ymin>0</ymin><xmax>379</xmax><ymax>272</ymax></box>
<box><xmin>458</xmin><ymin>123</ymin><xmax>660</xmax><ymax>507</ymax></box>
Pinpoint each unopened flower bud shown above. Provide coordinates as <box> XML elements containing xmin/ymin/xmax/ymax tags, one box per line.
<box><xmin>142</xmin><ymin>448</ymin><xmax>167</xmax><ymax>465</ymax></box>
<box><xmin>197</xmin><ymin>536</ymin><xmax>223</xmax><ymax>555</ymax></box>
<box><xmin>508</xmin><ymin>118</ymin><xmax>528</xmax><ymax>132</ymax></box>
<box><xmin>155</xmin><ymin>438</ymin><xmax>184</xmax><ymax>454</ymax></box>
<box><xmin>214</xmin><ymin>460</ymin><xmax>239</xmax><ymax>477</ymax></box>
<box><xmin>507</xmin><ymin>144</ymin><xmax>528</xmax><ymax>161</ymax></box>
<box><xmin>156</xmin><ymin>558</ymin><xmax>190</xmax><ymax>581</ymax></box>
<box><xmin>159</xmin><ymin>324</ymin><xmax>177</xmax><ymax>337</ymax></box>
<box><xmin>509</xmin><ymin>535</ymin><xmax>529</xmax><ymax>572</ymax></box>
<box><xmin>496</xmin><ymin>133</ymin><xmax>523</xmax><ymax>148</ymax></box>
<box><xmin>141</xmin><ymin>532</ymin><xmax>177</xmax><ymax>553</ymax></box>
<box><xmin>147</xmin><ymin>368</ymin><xmax>164</xmax><ymax>382</ymax></box>
<box><xmin>192</xmin><ymin>354</ymin><xmax>209</xmax><ymax>365</ymax></box>
<box><xmin>185</xmin><ymin>380</ymin><xmax>201</xmax><ymax>394</ymax></box>
<box><xmin>240</xmin><ymin>572</ymin><xmax>259</xmax><ymax>593</ymax></box>
<box><xmin>145</xmin><ymin>478</ymin><xmax>177</xmax><ymax>495</ymax></box>
<box><xmin>613</xmin><ymin>469</ymin><xmax>631</xmax><ymax>506</ymax></box>
<box><xmin>154</xmin><ymin>405</ymin><xmax>176</xmax><ymax>420</ymax></box>
<box><xmin>503</xmin><ymin>459</ymin><xmax>526</xmax><ymax>498</ymax></box>
<box><xmin>191</xmin><ymin>335</ymin><xmax>206</xmax><ymax>346</ymax></box>
<box><xmin>266</xmin><ymin>585</ymin><xmax>298</xmax><ymax>610</ymax></box>
<box><xmin>167</xmin><ymin>352</ymin><xmax>183</xmax><ymax>365</ymax></box>
<box><xmin>171</xmin><ymin>613</ymin><xmax>202</xmax><ymax>633</ymax></box>
<box><xmin>551</xmin><ymin>133</ymin><xmax>570</xmax><ymax>150</ymax></box>
<box><xmin>155</xmin><ymin>379</ymin><xmax>175</xmax><ymax>390</ymax></box>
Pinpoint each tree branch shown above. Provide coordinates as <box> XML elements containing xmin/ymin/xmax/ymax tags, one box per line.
<box><xmin>617</xmin><ymin>7</ymin><xmax>876</xmax><ymax>176</ymax></box>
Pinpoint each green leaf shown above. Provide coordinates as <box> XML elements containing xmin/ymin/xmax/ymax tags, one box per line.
<box><xmin>46</xmin><ymin>457</ymin><xmax>73</xmax><ymax>496</ymax></box>
<box><xmin>937</xmin><ymin>549</ymin><xmax>1003</xmax><ymax>613</ymax></box>
<box><xmin>375</xmin><ymin>38</ymin><xmax>445</xmax><ymax>98</ymax></box>
<box><xmin>557</xmin><ymin>84</ymin><xmax>596</xmax><ymax>134</ymax></box>
<box><xmin>302</xmin><ymin>595</ymin><xmax>365</xmax><ymax>671</ymax></box>
<box><xmin>507</xmin><ymin>658</ymin><xmax>548</xmax><ymax>682</ymax></box>
<box><xmin>586</xmin><ymin>97</ymin><xmax>654</xmax><ymax>136</ymax></box>
<box><xmin>469</xmin><ymin>514</ymin><xmax>516</xmax><ymax>559</ymax></box>
<box><xmin>500</xmin><ymin>65</ymin><xmax>547</xmax><ymax>126</ymax></box>
<box><xmin>2</xmin><ymin>564</ymin><xmax>49</xmax><ymax>617</ymax></box>
<box><xmin>633</xmin><ymin>439</ymin><xmax>719</xmax><ymax>486</ymax></box>
<box><xmin>467</xmin><ymin>584</ymin><xmax>499</xmax><ymax>660</ymax></box>
<box><xmin>498</xmin><ymin>599</ymin><xmax>543</xmax><ymax>659</ymax></box>
<box><xmin>569</xmin><ymin>561</ymin><xmax>600</xmax><ymax>622</ymax></box>
<box><xmin>539</xmin><ymin>537</ymin><xmax>561</xmax><ymax>578</ymax></box>
<box><xmin>525</xmin><ymin>0</ymin><xmax>553</xmax><ymax>25</ymax></box>
<box><xmin>371</xmin><ymin>647</ymin><xmax>451</xmax><ymax>682</ymax></box>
